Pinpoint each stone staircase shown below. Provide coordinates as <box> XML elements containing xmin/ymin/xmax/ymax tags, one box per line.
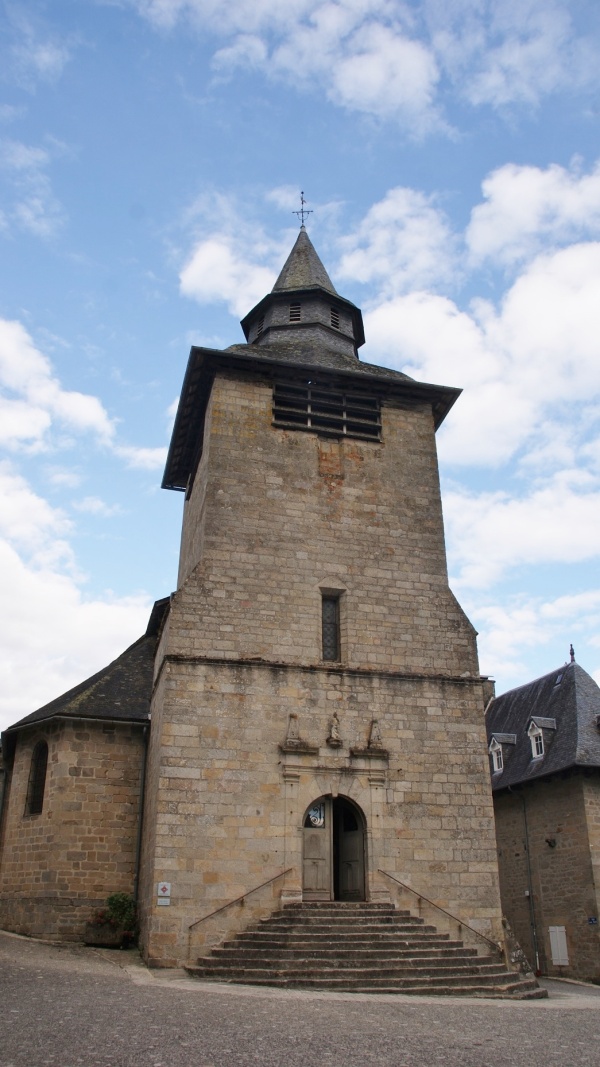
<box><xmin>186</xmin><ymin>902</ymin><xmax>546</xmax><ymax>997</ymax></box>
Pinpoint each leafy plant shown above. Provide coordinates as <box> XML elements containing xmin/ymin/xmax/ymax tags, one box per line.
<box><xmin>105</xmin><ymin>892</ymin><xmax>136</xmax><ymax>932</ymax></box>
<box><xmin>89</xmin><ymin>893</ymin><xmax>137</xmax><ymax>940</ymax></box>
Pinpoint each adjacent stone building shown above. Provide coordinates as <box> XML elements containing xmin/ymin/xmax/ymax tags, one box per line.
<box><xmin>0</xmin><ymin>601</ymin><xmax>167</xmax><ymax>939</ymax></box>
<box><xmin>0</xmin><ymin>227</ymin><xmax>506</xmax><ymax>969</ymax></box>
<box><xmin>487</xmin><ymin>656</ymin><xmax>600</xmax><ymax>980</ymax></box>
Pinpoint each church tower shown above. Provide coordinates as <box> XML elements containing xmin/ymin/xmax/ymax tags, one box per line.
<box><xmin>139</xmin><ymin>227</ymin><xmax>503</xmax><ymax>966</ymax></box>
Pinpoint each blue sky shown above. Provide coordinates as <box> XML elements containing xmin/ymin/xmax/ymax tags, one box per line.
<box><xmin>2</xmin><ymin>0</ymin><xmax>600</xmax><ymax>730</ymax></box>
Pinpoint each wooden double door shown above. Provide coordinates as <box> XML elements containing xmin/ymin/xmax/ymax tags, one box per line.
<box><xmin>302</xmin><ymin>796</ymin><xmax>366</xmax><ymax>901</ymax></box>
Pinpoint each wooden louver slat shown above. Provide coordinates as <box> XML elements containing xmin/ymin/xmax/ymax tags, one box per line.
<box><xmin>273</xmin><ymin>382</ymin><xmax>381</xmax><ymax>441</ymax></box>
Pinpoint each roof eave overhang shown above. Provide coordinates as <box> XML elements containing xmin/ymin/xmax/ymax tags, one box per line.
<box><xmin>1</xmin><ymin>711</ymin><xmax>149</xmax><ymax>750</ymax></box>
<box><xmin>491</xmin><ymin>761</ymin><xmax>600</xmax><ymax>793</ymax></box>
<box><xmin>162</xmin><ymin>346</ymin><xmax>461</xmax><ymax>492</ymax></box>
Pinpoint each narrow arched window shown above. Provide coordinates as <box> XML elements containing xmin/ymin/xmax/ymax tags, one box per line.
<box><xmin>25</xmin><ymin>741</ymin><xmax>48</xmax><ymax>815</ymax></box>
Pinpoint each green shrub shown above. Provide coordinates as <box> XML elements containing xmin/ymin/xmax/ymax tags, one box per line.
<box><xmin>105</xmin><ymin>892</ymin><xmax>136</xmax><ymax>932</ymax></box>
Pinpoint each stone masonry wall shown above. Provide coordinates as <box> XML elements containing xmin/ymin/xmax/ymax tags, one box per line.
<box><xmin>0</xmin><ymin>719</ymin><xmax>146</xmax><ymax>940</ymax></box>
<box><xmin>139</xmin><ymin>660</ymin><xmax>501</xmax><ymax>967</ymax></box>
<box><xmin>494</xmin><ymin>776</ymin><xmax>600</xmax><ymax>979</ymax></box>
<box><xmin>583</xmin><ymin>776</ymin><xmax>600</xmax><ymax>966</ymax></box>
<box><xmin>139</xmin><ymin>367</ymin><xmax>500</xmax><ymax>966</ymax></box>
<box><xmin>174</xmin><ymin>371</ymin><xmax>478</xmax><ymax>675</ymax></box>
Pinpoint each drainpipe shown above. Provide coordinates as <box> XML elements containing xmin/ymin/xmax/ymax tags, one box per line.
<box><xmin>133</xmin><ymin>723</ymin><xmax>149</xmax><ymax>905</ymax></box>
<box><xmin>510</xmin><ymin>785</ymin><xmax>540</xmax><ymax>974</ymax></box>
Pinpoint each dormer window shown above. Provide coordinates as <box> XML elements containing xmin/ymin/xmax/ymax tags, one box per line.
<box><xmin>289</xmin><ymin>303</ymin><xmax>301</xmax><ymax>322</ymax></box>
<box><xmin>528</xmin><ymin>722</ymin><xmax>544</xmax><ymax>759</ymax></box>
<box><xmin>330</xmin><ymin>307</ymin><xmax>340</xmax><ymax>329</ymax></box>
<box><xmin>489</xmin><ymin>738</ymin><xmax>503</xmax><ymax>772</ymax></box>
<box><xmin>487</xmin><ymin>732</ymin><xmax>515</xmax><ymax>775</ymax></box>
<box><xmin>526</xmin><ymin>717</ymin><xmax>556</xmax><ymax>760</ymax></box>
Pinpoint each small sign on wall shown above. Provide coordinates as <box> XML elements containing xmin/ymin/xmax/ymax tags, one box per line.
<box><xmin>157</xmin><ymin>881</ymin><xmax>171</xmax><ymax>906</ymax></box>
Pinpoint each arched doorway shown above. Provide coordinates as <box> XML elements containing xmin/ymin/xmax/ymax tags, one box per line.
<box><xmin>302</xmin><ymin>795</ymin><xmax>366</xmax><ymax>901</ymax></box>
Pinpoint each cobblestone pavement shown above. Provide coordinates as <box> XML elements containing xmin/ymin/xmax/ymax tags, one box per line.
<box><xmin>2</xmin><ymin>931</ymin><xmax>600</xmax><ymax>1067</ymax></box>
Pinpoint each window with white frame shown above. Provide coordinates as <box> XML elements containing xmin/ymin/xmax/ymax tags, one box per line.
<box><xmin>528</xmin><ymin>722</ymin><xmax>544</xmax><ymax>759</ymax></box>
<box><xmin>489</xmin><ymin>738</ymin><xmax>503</xmax><ymax>772</ymax></box>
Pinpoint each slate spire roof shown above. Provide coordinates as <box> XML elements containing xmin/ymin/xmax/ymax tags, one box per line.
<box><xmin>272</xmin><ymin>226</ymin><xmax>338</xmax><ymax>295</ymax></box>
<box><xmin>486</xmin><ymin>661</ymin><xmax>600</xmax><ymax>790</ymax></box>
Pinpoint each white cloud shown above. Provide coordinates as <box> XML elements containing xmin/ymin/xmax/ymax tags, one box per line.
<box><xmin>445</xmin><ymin>474</ymin><xmax>600</xmax><ymax>590</ymax></box>
<box><xmin>0</xmin><ymin>318</ymin><xmax>169</xmax><ymax>478</ymax></box>
<box><xmin>428</xmin><ymin>0</ymin><xmax>595</xmax><ymax>109</ymax></box>
<box><xmin>2</xmin><ymin>4</ymin><xmax>74</xmax><ymax>91</ymax></box>
<box><xmin>115</xmin><ymin>444</ymin><xmax>169</xmax><ymax>470</ymax></box>
<box><xmin>467</xmin><ymin>160</ymin><xmax>600</xmax><ymax>266</ymax></box>
<box><xmin>363</xmin><ymin>240</ymin><xmax>600</xmax><ymax>467</ymax></box>
<box><xmin>212</xmin><ymin>33</ymin><xmax>267</xmax><ymax>70</ymax></box>
<box><xmin>0</xmin><ymin>137</ymin><xmax>65</xmax><ymax>237</ymax></box>
<box><xmin>0</xmin><ymin>104</ymin><xmax>23</xmax><ymax>123</ymax></box>
<box><xmin>0</xmin><ymin>532</ymin><xmax>152</xmax><ymax>731</ymax></box>
<box><xmin>129</xmin><ymin>0</ymin><xmax>599</xmax><ymax>130</ymax></box>
<box><xmin>327</xmin><ymin>22</ymin><xmax>439</xmax><ymax>125</ymax></box>
<box><xmin>0</xmin><ymin>462</ymin><xmax>72</xmax><ymax>555</ymax></box>
<box><xmin>338</xmin><ymin>187</ymin><xmax>457</xmax><ymax>297</ymax></box>
<box><xmin>72</xmin><ymin>496</ymin><xmax>123</xmax><ymax>517</ymax></box>
<box><xmin>470</xmin><ymin>590</ymin><xmax>600</xmax><ymax>689</ymax></box>
<box><xmin>45</xmin><ymin>466</ymin><xmax>83</xmax><ymax>489</ymax></box>
<box><xmin>180</xmin><ymin>236</ymin><xmax>276</xmax><ymax>317</ymax></box>
<box><xmin>0</xmin><ymin>324</ymin><xmax>165</xmax><ymax>729</ymax></box>
<box><xmin>0</xmin><ymin>318</ymin><xmax>115</xmax><ymax>448</ymax></box>
<box><xmin>132</xmin><ymin>1</ymin><xmax>441</xmax><ymax>131</ymax></box>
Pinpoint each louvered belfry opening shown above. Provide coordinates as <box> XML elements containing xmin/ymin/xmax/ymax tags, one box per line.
<box><xmin>273</xmin><ymin>381</ymin><xmax>381</xmax><ymax>441</ymax></box>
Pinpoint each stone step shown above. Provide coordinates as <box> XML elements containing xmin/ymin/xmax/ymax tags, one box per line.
<box><xmin>256</xmin><ymin>917</ymin><xmax>424</xmax><ymax>926</ymax></box>
<box><xmin>187</xmin><ymin>971</ymin><xmax>545</xmax><ymax>999</ymax></box>
<box><xmin>215</xmin><ymin>944</ymin><xmax>479</xmax><ymax>961</ymax></box>
<box><xmin>236</xmin><ymin>929</ymin><xmax>450</xmax><ymax>943</ymax></box>
<box><xmin>187</xmin><ymin>965</ymin><xmax>530</xmax><ymax>990</ymax></box>
<box><xmin>273</xmin><ymin>906</ymin><xmax>405</xmax><ymax>917</ymax></box>
<box><xmin>198</xmin><ymin>957</ymin><xmax>503</xmax><ymax>976</ymax></box>
<box><xmin>186</xmin><ymin>901</ymin><xmax>546</xmax><ymax>999</ymax></box>
<box><xmin>246</xmin><ymin>921</ymin><xmax>438</xmax><ymax>935</ymax></box>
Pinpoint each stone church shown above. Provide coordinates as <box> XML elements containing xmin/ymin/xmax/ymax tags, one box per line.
<box><xmin>0</xmin><ymin>227</ymin><xmax>510</xmax><ymax>979</ymax></box>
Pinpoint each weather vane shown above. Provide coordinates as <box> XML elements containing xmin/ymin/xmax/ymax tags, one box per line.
<box><xmin>293</xmin><ymin>191</ymin><xmax>313</xmax><ymax>228</ymax></box>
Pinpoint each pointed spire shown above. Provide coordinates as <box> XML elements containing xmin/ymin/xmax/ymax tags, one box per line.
<box><xmin>272</xmin><ymin>228</ymin><xmax>338</xmax><ymax>296</ymax></box>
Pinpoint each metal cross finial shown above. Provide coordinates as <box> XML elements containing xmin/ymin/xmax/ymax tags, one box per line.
<box><xmin>293</xmin><ymin>191</ymin><xmax>313</xmax><ymax>228</ymax></box>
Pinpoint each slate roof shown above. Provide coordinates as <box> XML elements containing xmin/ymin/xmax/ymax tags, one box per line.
<box><xmin>272</xmin><ymin>226</ymin><xmax>338</xmax><ymax>295</ymax></box>
<box><xmin>3</xmin><ymin>597</ymin><xmax>169</xmax><ymax>737</ymax></box>
<box><xmin>486</xmin><ymin>661</ymin><xmax>600</xmax><ymax>791</ymax></box>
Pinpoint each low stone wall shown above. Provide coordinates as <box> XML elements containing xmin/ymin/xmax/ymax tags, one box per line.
<box><xmin>0</xmin><ymin>894</ymin><xmax>107</xmax><ymax>941</ymax></box>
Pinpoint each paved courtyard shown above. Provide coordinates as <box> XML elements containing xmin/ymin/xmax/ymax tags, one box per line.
<box><xmin>1</xmin><ymin>930</ymin><xmax>600</xmax><ymax>1067</ymax></box>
